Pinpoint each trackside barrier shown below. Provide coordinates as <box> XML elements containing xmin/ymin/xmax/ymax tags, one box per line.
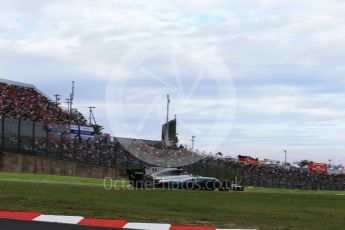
<box><xmin>1</xmin><ymin>115</ymin><xmax>345</xmax><ymax>190</ymax></box>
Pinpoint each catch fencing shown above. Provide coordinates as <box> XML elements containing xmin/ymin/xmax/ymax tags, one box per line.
<box><xmin>0</xmin><ymin>116</ymin><xmax>344</xmax><ymax>191</ymax></box>
<box><xmin>0</xmin><ymin>116</ymin><xmax>145</xmax><ymax>173</ymax></box>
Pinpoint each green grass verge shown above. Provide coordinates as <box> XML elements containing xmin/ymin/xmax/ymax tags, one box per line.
<box><xmin>0</xmin><ymin>172</ymin><xmax>129</xmax><ymax>187</ymax></box>
<box><xmin>246</xmin><ymin>187</ymin><xmax>345</xmax><ymax>196</ymax></box>
<box><xmin>0</xmin><ymin>172</ymin><xmax>345</xmax><ymax>230</ymax></box>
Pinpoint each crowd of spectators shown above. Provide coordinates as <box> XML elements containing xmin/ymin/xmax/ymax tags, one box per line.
<box><xmin>195</xmin><ymin>155</ymin><xmax>345</xmax><ymax>190</ymax></box>
<box><xmin>3</xmin><ymin>121</ymin><xmax>345</xmax><ymax>190</ymax></box>
<box><xmin>0</xmin><ymin>81</ymin><xmax>85</xmax><ymax>124</ymax></box>
<box><xmin>1</xmin><ymin>79</ymin><xmax>345</xmax><ymax>190</ymax></box>
<box><xmin>119</xmin><ymin>142</ymin><xmax>345</xmax><ymax>190</ymax></box>
<box><xmin>128</xmin><ymin>139</ymin><xmax>205</xmax><ymax>167</ymax></box>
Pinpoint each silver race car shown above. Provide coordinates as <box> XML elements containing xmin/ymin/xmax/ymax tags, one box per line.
<box><xmin>127</xmin><ymin>168</ymin><xmax>243</xmax><ymax>191</ymax></box>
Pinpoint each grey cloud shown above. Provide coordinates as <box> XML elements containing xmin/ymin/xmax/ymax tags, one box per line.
<box><xmin>1</xmin><ymin>0</ymin><xmax>345</xmax><ymax>163</ymax></box>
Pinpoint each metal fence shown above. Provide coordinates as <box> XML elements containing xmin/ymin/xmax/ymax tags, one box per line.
<box><xmin>183</xmin><ymin>160</ymin><xmax>345</xmax><ymax>191</ymax></box>
<box><xmin>1</xmin><ymin>116</ymin><xmax>344</xmax><ymax>191</ymax></box>
<box><xmin>0</xmin><ymin>116</ymin><xmax>145</xmax><ymax>170</ymax></box>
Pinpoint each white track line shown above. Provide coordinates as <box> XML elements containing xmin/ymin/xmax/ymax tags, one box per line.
<box><xmin>33</xmin><ymin>215</ymin><xmax>84</xmax><ymax>224</ymax></box>
<box><xmin>124</xmin><ymin>222</ymin><xmax>172</xmax><ymax>230</ymax></box>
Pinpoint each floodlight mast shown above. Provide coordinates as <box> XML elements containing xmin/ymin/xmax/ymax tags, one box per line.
<box><xmin>65</xmin><ymin>98</ymin><xmax>71</xmax><ymax>112</ymax></box>
<box><xmin>54</xmin><ymin>94</ymin><xmax>61</xmax><ymax>106</ymax></box>
<box><xmin>70</xmin><ymin>81</ymin><xmax>75</xmax><ymax>115</ymax></box>
<box><xmin>191</xmin><ymin>136</ymin><xmax>196</xmax><ymax>150</ymax></box>
<box><xmin>165</xmin><ymin>94</ymin><xmax>171</xmax><ymax>146</ymax></box>
<box><xmin>89</xmin><ymin>106</ymin><xmax>97</xmax><ymax>125</ymax></box>
<box><xmin>167</xmin><ymin>94</ymin><xmax>170</xmax><ymax>124</ymax></box>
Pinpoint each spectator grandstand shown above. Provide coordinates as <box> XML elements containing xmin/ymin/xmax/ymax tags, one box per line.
<box><xmin>1</xmin><ymin>78</ymin><xmax>345</xmax><ymax>191</ymax></box>
<box><xmin>0</xmin><ymin>78</ymin><xmax>86</xmax><ymax>124</ymax></box>
<box><xmin>115</xmin><ymin>137</ymin><xmax>205</xmax><ymax>167</ymax></box>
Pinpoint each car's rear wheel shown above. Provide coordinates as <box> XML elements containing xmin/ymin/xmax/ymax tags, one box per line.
<box><xmin>219</xmin><ymin>180</ymin><xmax>230</xmax><ymax>191</ymax></box>
<box><xmin>142</xmin><ymin>176</ymin><xmax>154</xmax><ymax>189</ymax></box>
<box><xmin>184</xmin><ymin>181</ymin><xmax>195</xmax><ymax>190</ymax></box>
<box><xmin>205</xmin><ymin>181</ymin><xmax>218</xmax><ymax>191</ymax></box>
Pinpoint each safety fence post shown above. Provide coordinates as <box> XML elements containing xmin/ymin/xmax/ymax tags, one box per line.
<box><xmin>17</xmin><ymin>116</ymin><xmax>22</xmax><ymax>153</ymax></box>
<box><xmin>0</xmin><ymin>113</ymin><xmax>5</xmax><ymax>154</ymax></box>
<box><xmin>73</xmin><ymin>135</ymin><xmax>80</xmax><ymax>162</ymax></box>
<box><xmin>0</xmin><ymin>114</ymin><xmax>6</xmax><ymax>170</ymax></box>
<box><xmin>32</xmin><ymin>118</ymin><xmax>39</xmax><ymax>155</ymax></box>
<box><xmin>60</xmin><ymin>131</ymin><xmax>66</xmax><ymax>159</ymax></box>
<box><xmin>46</xmin><ymin>129</ymin><xmax>49</xmax><ymax>156</ymax></box>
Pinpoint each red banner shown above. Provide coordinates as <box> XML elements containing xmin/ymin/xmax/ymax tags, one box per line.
<box><xmin>238</xmin><ymin>156</ymin><xmax>259</xmax><ymax>165</ymax></box>
<box><xmin>309</xmin><ymin>162</ymin><xmax>327</xmax><ymax>174</ymax></box>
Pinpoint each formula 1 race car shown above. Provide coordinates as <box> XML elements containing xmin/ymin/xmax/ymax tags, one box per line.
<box><xmin>127</xmin><ymin>168</ymin><xmax>244</xmax><ymax>191</ymax></box>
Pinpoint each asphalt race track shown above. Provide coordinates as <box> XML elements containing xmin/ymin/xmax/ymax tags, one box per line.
<box><xmin>0</xmin><ymin>218</ymin><xmax>134</xmax><ymax>230</ymax></box>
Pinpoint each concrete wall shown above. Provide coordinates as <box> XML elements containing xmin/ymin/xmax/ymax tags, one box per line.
<box><xmin>0</xmin><ymin>152</ymin><xmax>119</xmax><ymax>179</ymax></box>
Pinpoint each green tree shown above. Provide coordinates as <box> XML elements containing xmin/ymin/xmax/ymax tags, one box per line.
<box><xmin>298</xmin><ymin>160</ymin><xmax>311</xmax><ymax>167</ymax></box>
<box><xmin>92</xmin><ymin>124</ymin><xmax>104</xmax><ymax>135</ymax></box>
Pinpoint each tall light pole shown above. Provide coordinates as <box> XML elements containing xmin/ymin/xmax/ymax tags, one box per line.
<box><xmin>89</xmin><ymin>106</ymin><xmax>96</xmax><ymax>125</ymax></box>
<box><xmin>166</xmin><ymin>94</ymin><xmax>170</xmax><ymax>124</ymax></box>
<box><xmin>54</xmin><ymin>94</ymin><xmax>61</xmax><ymax>106</ymax></box>
<box><xmin>165</xmin><ymin>94</ymin><xmax>171</xmax><ymax>146</ymax></box>
<box><xmin>191</xmin><ymin>136</ymin><xmax>196</xmax><ymax>150</ymax></box>
<box><xmin>65</xmin><ymin>98</ymin><xmax>71</xmax><ymax>112</ymax></box>
<box><xmin>284</xmin><ymin>149</ymin><xmax>287</xmax><ymax>164</ymax></box>
<box><xmin>70</xmin><ymin>81</ymin><xmax>75</xmax><ymax>115</ymax></box>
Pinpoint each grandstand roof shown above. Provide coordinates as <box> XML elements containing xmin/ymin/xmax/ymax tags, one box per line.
<box><xmin>114</xmin><ymin>137</ymin><xmax>161</xmax><ymax>146</ymax></box>
<box><xmin>0</xmin><ymin>78</ymin><xmax>34</xmax><ymax>88</ymax></box>
<box><xmin>0</xmin><ymin>77</ymin><xmax>53</xmax><ymax>101</ymax></box>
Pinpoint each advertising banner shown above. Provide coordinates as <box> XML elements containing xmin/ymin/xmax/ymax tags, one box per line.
<box><xmin>309</xmin><ymin>162</ymin><xmax>327</xmax><ymax>174</ymax></box>
<box><xmin>238</xmin><ymin>156</ymin><xmax>259</xmax><ymax>165</ymax></box>
<box><xmin>70</xmin><ymin>125</ymin><xmax>95</xmax><ymax>140</ymax></box>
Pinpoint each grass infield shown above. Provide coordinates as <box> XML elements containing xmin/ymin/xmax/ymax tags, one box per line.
<box><xmin>0</xmin><ymin>172</ymin><xmax>345</xmax><ymax>229</ymax></box>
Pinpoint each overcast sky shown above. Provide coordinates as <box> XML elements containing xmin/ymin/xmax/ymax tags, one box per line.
<box><xmin>1</xmin><ymin>0</ymin><xmax>345</xmax><ymax>164</ymax></box>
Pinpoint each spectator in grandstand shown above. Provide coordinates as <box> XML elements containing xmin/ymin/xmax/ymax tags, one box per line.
<box><xmin>0</xmin><ymin>82</ymin><xmax>86</xmax><ymax>125</ymax></box>
<box><xmin>2</xmin><ymin>81</ymin><xmax>345</xmax><ymax>190</ymax></box>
